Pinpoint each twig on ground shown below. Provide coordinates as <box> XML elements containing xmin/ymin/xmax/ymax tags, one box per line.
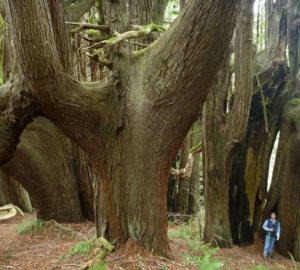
<box><xmin>157</xmin><ymin>256</ymin><xmax>186</xmax><ymax>267</ymax></box>
<box><xmin>49</xmin><ymin>220</ymin><xmax>87</xmax><ymax>240</ymax></box>
<box><xmin>288</xmin><ymin>251</ymin><xmax>297</xmax><ymax>269</ymax></box>
<box><xmin>105</xmin><ymin>255</ymin><xmax>125</xmax><ymax>262</ymax></box>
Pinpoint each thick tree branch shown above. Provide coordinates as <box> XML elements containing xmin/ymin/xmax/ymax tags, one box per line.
<box><xmin>103</xmin><ymin>24</ymin><xmax>165</xmax><ymax>46</ymax></box>
<box><xmin>7</xmin><ymin>0</ymin><xmax>115</xmax><ymax>154</ymax></box>
<box><xmin>123</xmin><ymin>0</ymin><xmax>241</xmax><ymax>160</ymax></box>
<box><xmin>86</xmin><ymin>53</ymin><xmax>112</xmax><ymax>68</ymax></box>
<box><xmin>66</xmin><ymin>22</ymin><xmax>110</xmax><ymax>33</ymax></box>
<box><xmin>66</xmin><ymin>0</ymin><xmax>95</xmax><ymax>22</ymax></box>
<box><xmin>82</xmin><ymin>24</ymin><xmax>165</xmax><ymax>50</ymax></box>
<box><xmin>6</xmin><ymin>0</ymin><xmax>240</xmax><ymax>164</ymax></box>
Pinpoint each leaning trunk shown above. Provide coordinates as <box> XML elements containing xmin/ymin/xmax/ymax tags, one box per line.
<box><xmin>2</xmin><ymin>118</ymin><xmax>93</xmax><ymax>222</ymax></box>
<box><xmin>204</xmin><ymin>0</ymin><xmax>254</xmax><ymax>247</ymax></box>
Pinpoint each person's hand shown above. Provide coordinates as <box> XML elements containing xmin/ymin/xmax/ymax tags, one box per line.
<box><xmin>277</xmin><ymin>235</ymin><xmax>280</xmax><ymax>241</ymax></box>
<box><xmin>270</xmin><ymin>228</ymin><xmax>274</xmax><ymax>231</ymax></box>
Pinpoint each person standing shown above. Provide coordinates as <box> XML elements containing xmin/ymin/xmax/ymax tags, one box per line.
<box><xmin>262</xmin><ymin>211</ymin><xmax>281</xmax><ymax>259</ymax></box>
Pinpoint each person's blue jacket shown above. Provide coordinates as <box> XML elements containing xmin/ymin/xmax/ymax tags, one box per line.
<box><xmin>262</xmin><ymin>218</ymin><xmax>281</xmax><ymax>240</ymax></box>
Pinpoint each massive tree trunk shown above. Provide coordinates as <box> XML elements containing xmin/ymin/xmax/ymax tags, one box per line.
<box><xmin>1</xmin><ymin>0</ymin><xmax>240</xmax><ymax>256</ymax></box>
<box><xmin>0</xmin><ymin>171</ymin><xmax>32</xmax><ymax>212</ymax></box>
<box><xmin>275</xmin><ymin>100</ymin><xmax>300</xmax><ymax>260</ymax></box>
<box><xmin>203</xmin><ymin>0</ymin><xmax>253</xmax><ymax>248</ymax></box>
<box><xmin>271</xmin><ymin>0</ymin><xmax>300</xmax><ymax>260</ymax></box>
<box><xmin>2</xmin><ymin>118</ymin><xmax>94</xmax><ymax>222</ymax></box>
<box><xmin>203</xmin><ymin>57</ymin><xmax>233</xmax><ymax>247</ymax></box>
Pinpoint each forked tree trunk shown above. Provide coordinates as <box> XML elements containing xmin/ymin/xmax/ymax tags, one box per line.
<box><xmin>4</xmin><ymin>0</ymin><xmax>240</xmax><ymax>257</ymax></box>
<box><xmin>203</xmin><ymin>0</ymin><xmax>254</xmax><ymax>248</ymax></box>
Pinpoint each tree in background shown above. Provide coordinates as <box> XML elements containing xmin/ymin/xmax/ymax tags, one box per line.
<box><xmin>0</xmin><ymin>171</ymin><xmax>32</xmax><ymax>213</ymax></box>
<box><xmin>270</xmin><ymin>0</ymin><xmax>300</xmax><ymax>260</ymax></box>
<box><xmin>230</xmin><ymin>0</ymin><xmax>287</xmax><ymax>245</ymax></box>
<box><xmin>203</xmin><ymin>0</ymin><xmax>254</xmax><ymax>248</ymax></box>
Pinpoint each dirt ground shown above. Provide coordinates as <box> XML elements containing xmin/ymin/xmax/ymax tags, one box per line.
<box><xmin>217</xmin><ymin>237</ymin><xmax>300</xmax><ymax>270</ymax></box>
<box><xmin>0</xmin><ymin>214</ymin><xmax>299</xmax><ymax>270</ymax></box>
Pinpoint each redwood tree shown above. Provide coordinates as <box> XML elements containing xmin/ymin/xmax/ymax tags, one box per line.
<box><xmin>0</xmin><ymin>0</ymin><xmax>240</xmax><ymax>256</ymax></box>
<box><xmin>203</xmin><ymin>0</ymin><xmax>254</xmax><ymax>248</ymax></box>
<box><xmin>270</xmin><ymin>0</ymin><xmax>300</xmax><ymax>260</ymax></box>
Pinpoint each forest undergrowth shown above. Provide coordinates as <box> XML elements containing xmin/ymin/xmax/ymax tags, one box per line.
<box><xmin>1</xmin><ymin>214</ymin><xmax>299</xmax><ymax>270</ymax></box>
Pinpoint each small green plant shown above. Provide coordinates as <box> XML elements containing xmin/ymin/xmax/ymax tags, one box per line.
<box><xmin>67</xmin><ymin>240</ymin><xmax>95</xmax><ymax>257</ymax></box>
<box><xmin>168</xmin><ymin>218</ymin><xmax>200</xmax><ymax>240</ymax></box>
<box><xmin>2</xmin><ymin>251</ymin><xmax>12</xmax><ymax>262</ymax></box>
<box><xmin>64</xmin><ymin>237</ymin><xmax>113</xmax><ymax>270</ymax></box>
<box><xmin>16</xmin><ymin>219</ymin><xmax>45</xmax><ymax>234</ymax></box>
<box><xmin>185</xmin><ymin>240</ymin><xmax>223</xmax><ymax>270</ymax></box>
<box><xmin>168</xmin><ymin>228</ymin><xmax>190</xmax><ymax>239</ymax></box>
<box><xmin>168</xmin><ymin>219</ymin><xmax>223</xmax><ymax>270</ymax></box>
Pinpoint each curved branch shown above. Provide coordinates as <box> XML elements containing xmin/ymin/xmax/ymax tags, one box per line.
<box><xmin>103</xmin><ymin>24</ymin><xmax>165</xmax><ymax>46</ymax></box>
<box><xmin>66</xmin><ymin>22</ymin><xmax>110</xmax><ymax>33</ymax></box>
<box><xmin>125</xmin><ymin>0</ymin><xmax>241</xmax><ymax>157</ymax></box>
<box><xmin>0</xmin><ymin>82</ymin><xmax>40</xmax><ymax>165</ymax></box>
<box><xmin>7</xmin><ymin>0</ymin><xmax>115</xmax><ymax>154</ymax></box>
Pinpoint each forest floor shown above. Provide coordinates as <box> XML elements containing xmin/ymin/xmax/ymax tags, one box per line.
<box><xmin>0</xmin><ymin>214</ymin><xmax>299</xmax><ymax>270</ymax></box>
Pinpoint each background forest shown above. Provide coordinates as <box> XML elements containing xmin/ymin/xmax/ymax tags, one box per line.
<box><xmin>0</xmin><ymin>0</ymin><xmax>300</xmax><ymax>269</ymax></box>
